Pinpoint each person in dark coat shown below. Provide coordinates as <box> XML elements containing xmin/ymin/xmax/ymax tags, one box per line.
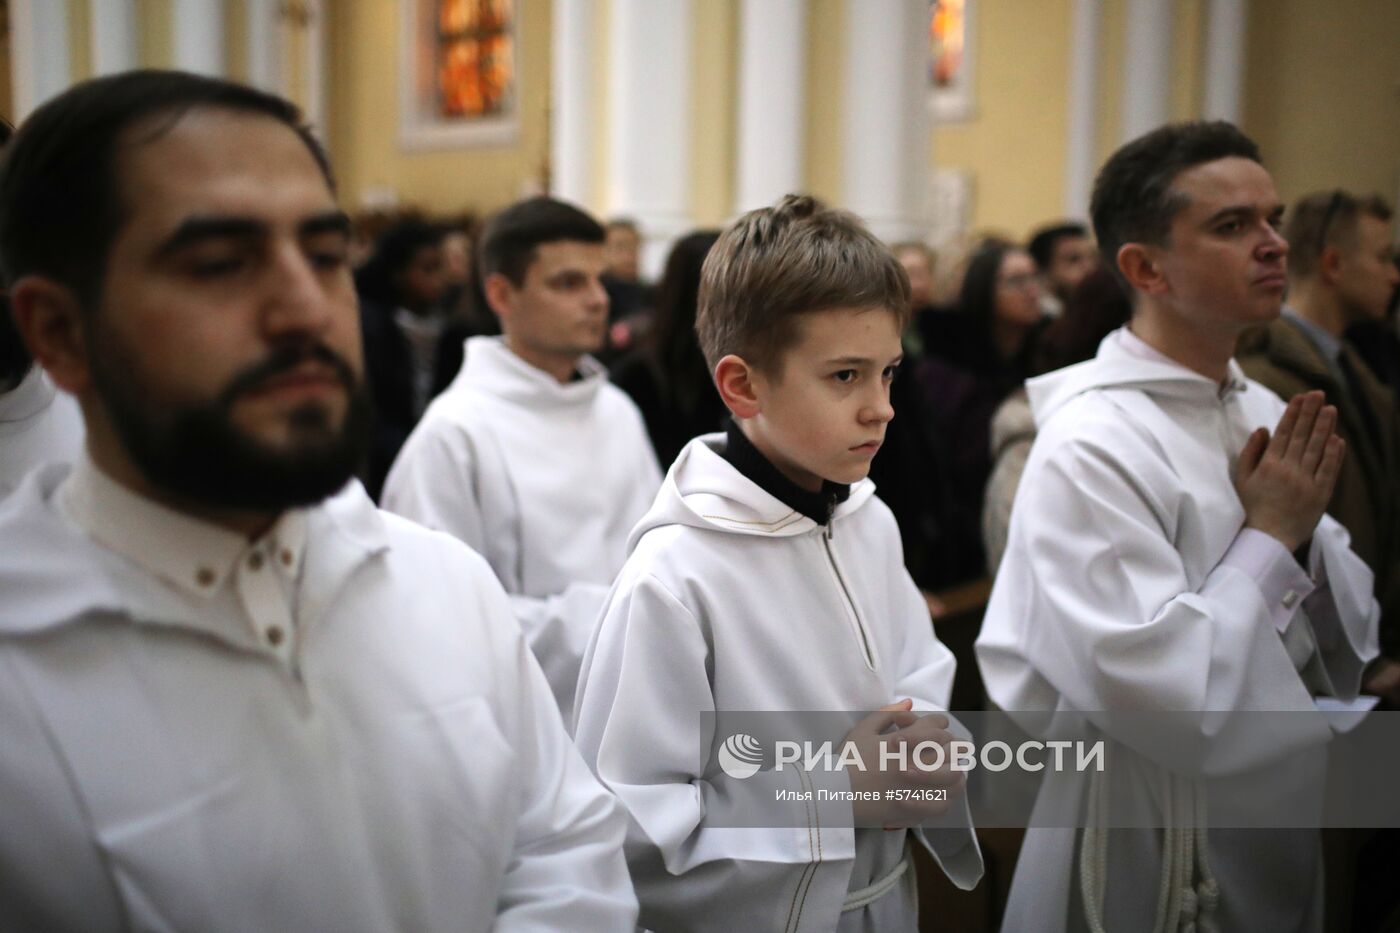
<box><xmin>355</xmin><ymin>219</ymin><xmax>451</xmax><ymax>499</ymax></box>
<box><xmin>913</xmin><ymin>238</ymin><xmax>1048</xmax><ymax>580</ymax></box>
<box><xmin>610</xmin><ymin>231</ymin><xmax>725</xmax><ymax>469</ymax></box>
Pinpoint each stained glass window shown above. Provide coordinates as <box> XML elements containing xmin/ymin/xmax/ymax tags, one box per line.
<box><xmin>930</xmin><ymin>0</ymin><xmax>966</xmax><ymax>89</ymax></box>
<box><xmin>435</xmin><ymin>0</ymin><xmax>514</xmax><ymax>119</ymax></box>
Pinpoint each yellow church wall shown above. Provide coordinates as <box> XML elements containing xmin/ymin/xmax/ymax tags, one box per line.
<box><xmin>1093</xmin><ymin>0</ymin><xmax>1125</xmax><ymax>166</ymax></box>
<box><xmin>285</xmin><ymin>4</ymin><xmax>307</xmax><ymax>114</ymax></box>
<box><xmin>1244</xmin><ymin>0</ymin><xmax>1400</xmax><ymax>210</ymax></box>
<box><xmin>68</xmin><ymin>0</ymin><xmax>93</xmax><ymax>81</ymax></box>
<box><xmin>803</xmin><ymin>0</ymin><xmax>846</xmax><ymax>205</ymax></box>
<box><xmin>13</xmin><ymin>1</ymin><xmax>1400</xmax><ymax>239</ymax></box>
<box><xmin>932</xmin><ymin>0</ymin><xmax>1073</xmax><ymax>239</ymax></box>
<box><xmin>223</xmin><ymin>0</ymin><xmax>248</xmax><ymax>84</ymax></box>
<box><xmin>689</xmin><ymin>0</ymin><xmax>736</xmax><ymax>227</ymax></box>
<box><xmin>585</xmin><ymin>0</ymin><xmax>611</xmax><ymax>215</ymax></box>
<box><xmin>325</xmin><ymin>0</ymin><xmax>553</xmax><ymax>217</ymax></box>
<box><xmin>69</xmin><ymin>0</ymin><xmax>250</xmax><ymax>86</ymax></box>
<box><xmin>1170</xmin><ymin>0</ymin><xmax>1203</xmax><ymax>122</ymax></box>
<box><xmin>930</xmin><ymin>0</ymin><xmax>1215</xmax><ymax>241</ymax></box>
<box><xmin>136</xmin><ymin>0</ymin><xmax>173</xmax><ymax>68</ymax></box>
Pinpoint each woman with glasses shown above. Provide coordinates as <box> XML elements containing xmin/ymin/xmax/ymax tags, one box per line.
<box><xmin>913</xmin><ymin>238</ymin><xmax>1051</xmax><ymax>584</ymax></box>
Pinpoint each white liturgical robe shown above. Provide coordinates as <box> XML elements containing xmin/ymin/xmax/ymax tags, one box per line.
<box><xmin>0</xmin><ymin>458</ymin><xmax>637</xmax><ymax>931</ymax></box>
<box><xmin>574</xmin><ymin>435</ymin><xmax>983</xmax><ymax>933</ymax></box>
<box><xmin>977</xmin><ymin>329</ymin><xmax>1379</xmax><ymax>932</ymax></box>
<box><xmin>383</xmin><ymin>335</ymin><xmax>662</xmax><ymax>721</ymax></box>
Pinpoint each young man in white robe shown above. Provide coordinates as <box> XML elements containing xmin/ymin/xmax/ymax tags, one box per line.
<box><xmin>574</xmin><ymin>195</ymin><xmax>983</xmax><ymax>932</ymax></box>
<box><xmin>0</xmin><ymin>71</ymin><xmax>637</xmax><ymax>931</ymax></box>
<box><xmin>382</xmin><ymin>197</ymin><xmax>661</xmax><ymax>720</ymax></box>
<box><xmin>976</xmin><ymin>121</ymin><xmax>1380</xmax><ymax>932</ymax></box>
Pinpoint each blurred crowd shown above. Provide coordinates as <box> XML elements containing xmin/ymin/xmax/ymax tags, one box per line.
<box><xmin>4</xmin><ymin>68</ymin><xmax>1398</xmax><ymax>930</ymax></box>
<box><xmin>350</xmin><ymin>206</ymin><xmax>1400</xmax><ymax>604</ymax></box>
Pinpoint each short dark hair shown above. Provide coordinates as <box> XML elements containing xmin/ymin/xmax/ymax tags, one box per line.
<box><xmin>353</xmin><ymin>218</ymin><xmax>448</xmax><ymax>306</ymax></box>
<box><xmin>696</xmin><ymin>194</ymin><xmax>910</xmax><ymax>373</ymax></box>
<box><xmin>1027</xmin><ymin>221</ymin><xmax>1089</xmax><ymax>270</ymax></box>
<box><xmin>0</xmin><ymin>70</ymin><xmax>332</xmax><ymax>314</ymax></box>
<box><xmin>1285</xmin><ymin>190</ymin><xmax>1394</xmax><ymax>280</ymax></box>
<box><xmin>1090</xmin><ymin>121</ymin><xmax>1261</xmax><ymax>279</ymax></box>
<box><xmin>478</xmin><ymin>197</ymin><xmax>605</xmax><ymax>286</ymax></box>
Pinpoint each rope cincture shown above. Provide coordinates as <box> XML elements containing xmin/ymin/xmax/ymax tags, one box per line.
<box><xmin>841</xmin><ymin>840</ymin><xmax>913</xmax><ymax>913</ymax></box>
<box><xmin>1077</xmin><ymin>745</ymin><xmax>1220</xmax><ymax>933</ymax></box>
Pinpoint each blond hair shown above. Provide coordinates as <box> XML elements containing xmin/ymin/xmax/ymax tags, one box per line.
<box><xmin>696</xmin><ymin>194</ymin><xmax>911</xmax><ymax>373</ymax></box>
<box><xmin>1285</xmin><ymin>190</ymin><xmax>1393</xmax><ymax>280</ymax></box>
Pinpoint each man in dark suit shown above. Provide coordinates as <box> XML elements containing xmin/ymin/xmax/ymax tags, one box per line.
<box><xmin>1238</xmin><ymin>191</ymin><xmax>1400</xmax><ymax>706</ymax></box>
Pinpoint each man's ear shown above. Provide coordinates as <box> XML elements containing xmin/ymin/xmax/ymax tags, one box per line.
<box><xmin>482</xmin><ymin>272</ymin><xmax>515</xmax><ymax>323</ymax></box>
<box><xmin>713</xmin><ymin>354</ymin><xmax>761</xmax><ymax>419</ymax></box>
<box><xmin>1318</xmin><ymin>246</ymin><xmax>1345</xmax><ymax>287</ymax></box>
<box><xmin>1117</xmin><ymin>243</ymin><xmax>1167</xmax><ymax>296</ymax></box>
<box><xmin>8</xmin><ymin>276</ymin><xmax>92</xmax><ymax>394</ymax></box>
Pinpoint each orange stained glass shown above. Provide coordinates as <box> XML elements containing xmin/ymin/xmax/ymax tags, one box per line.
<box><xmin>439</xmin><ymin>0</ymin><xmax>474</xmax><ymax>33</ymax></box>
<box><xmin>436</xmin><ymin>0</ymin><xmax>513</xmax><ymax>119</ymax></box>
<box><xmin>930</xmin><ymin>0</ymin><xmax>966</xmax><ymax>87</ymax></box>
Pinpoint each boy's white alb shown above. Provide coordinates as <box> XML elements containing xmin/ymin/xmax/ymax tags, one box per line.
<box><xmin>977</xmin><ymin>328</ymin><xmax>1379</xmax><ymax>932</ymax></box>
<box><xmin>382</xmin><ymin>335</ymin><xmax>661</xmax><ymax>720</ymax></box>
<box><xmin>0</xmin><ymin>464</ymin><xmax>638</xmax><ymax>930</ymax></box>
<box><xmin>574</xmin><ymin>434</ymin><xmax>983</xmax><ymax>933</ymax></box>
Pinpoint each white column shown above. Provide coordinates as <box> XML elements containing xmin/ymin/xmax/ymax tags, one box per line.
<box><xmin>10</xmin><ymin>0</ymin><xmax>71</xmax><ymax>120</ymax></box>
<box><xmin>607</xmin><ymin>0</ymin><xmax>694</xmax><ymax>278</ymax></box>
<box><xmin>551</xmin><ymin>0</ymin><xmax>595</xmax><ymax>205</ymax></box>
<box><xmin>172</xmin><ymin>0</ymin><xmax>226</xmax><ymax>76</ymax></box>
<box><xmin>1120</xmin><ymin>0</ymin><xmax>1172</xmax><ymax>142</ymax></box>
<box><xmin>1202</xmin><ymin>0</ymin><xmax>1248</xmax><ymax>123</ymax></box>
<box><xmin>1063</xmin><ymin>0</ymin><xmax>1102</xmax><ymax>219</ymax></box>
<box><xmin>733</xmin><ymin>0</ymin><xmax>807</xmax><ymax>215</ymax></box>
<box><xmin>245</xmin><ymin>0</ymin><xmax>282</xmax><ymax>94</ymax></box>
<box><xmin>89</xmin><ymin>0</ymin><xmax>138</xmax><ymax>77</ymax></box>
<box><xmin>841</xmin><ymin>0</ymin><xmax>930</xmax><ymax>243</ymax></box>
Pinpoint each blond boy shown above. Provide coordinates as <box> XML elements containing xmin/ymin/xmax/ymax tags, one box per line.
<box><xmin>573</xmin><ymin>195</ymin><xmax>982</xmax><ymax>932</ymax></box>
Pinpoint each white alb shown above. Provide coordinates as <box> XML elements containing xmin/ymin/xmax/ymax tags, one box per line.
<box><xmin>977</xmin><ymin>329</ymin><xmax>1379</xmax><ymax>933</ymax></box>
<box><xmin>383</xmin><ymin>336</ymin><xmax>662</xmax><ymax>721</ymax></box>
<box><xmin>0</xmin><ymin>462</ymin><xmax>638</xmax><ymax>931</ymax></box>
<box><xmin>575</xmin><ymin>434</ymin><xmax>983</xmax><ymax>933</ymax></box>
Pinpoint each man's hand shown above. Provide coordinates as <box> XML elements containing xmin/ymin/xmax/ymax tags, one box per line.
<box><xmin>1364</xmin><ymin>658</ymin><xmax>1400</xmax><ymax>706</ymax></box>
<box><xmin>845</xmin><ymin>699</ymin><xmax>966</xmax><ymax>828</ymax></box>
<box><xmin>1236</xmin><ymin>391</ymin><xmax>1345</xmax><ymax>553</ymax></box>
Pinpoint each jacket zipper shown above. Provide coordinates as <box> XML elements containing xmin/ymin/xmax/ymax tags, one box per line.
<box><xmin>822</xmin><ymin>515</ymin><xmax>877</xmax><ymax>671</ymax></box>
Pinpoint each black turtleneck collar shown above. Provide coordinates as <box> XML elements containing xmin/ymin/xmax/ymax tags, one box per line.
<box><xmin>722</xmin><ymin>419</ymin><xmax>850</xmax><ymax>525</ymax></box>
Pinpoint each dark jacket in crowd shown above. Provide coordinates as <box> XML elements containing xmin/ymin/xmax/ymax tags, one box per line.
<box><xmin>1238</xmin><ymin>316</ymin><xmax>1400</xmax><ymax>665</ymax></box>
<box><xmin>1346</xmin><ymin>318</ymin><xmax>1400</xmax><ymax>405</ymax></box>
<box><xmin>867</xmin><ymin>362</ymin><xmax>982</xmax><ymax>592</ymax></box>
<box><xmin>911</xmin><ymin>313</ymin><xmax>1046</xmax><ymax>584</ymax></box>
<box><xmin>359</xmin><ymin>298</ymin><xmax>475</xmax><ymax>500</ymax></box>
<box><xmin>610</xmin><ymin>352</ymin><xmax>727</xmax><ymax>471</ymax></box>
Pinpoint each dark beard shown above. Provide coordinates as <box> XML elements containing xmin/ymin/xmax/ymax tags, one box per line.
<box><xmin>90</xmin><ymin>339</ymin><xmax>372</xmax><ymax>511</ymax></box>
